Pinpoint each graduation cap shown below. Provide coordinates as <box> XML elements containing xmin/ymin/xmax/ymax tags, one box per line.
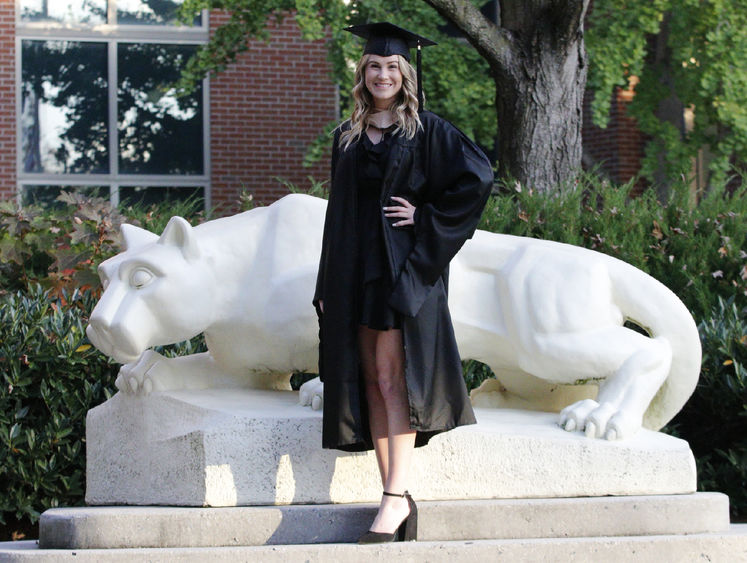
<box><xmin>345</xmin><ymin>22</ymin><xmax>437</xmax><ymax>110</ymax></box>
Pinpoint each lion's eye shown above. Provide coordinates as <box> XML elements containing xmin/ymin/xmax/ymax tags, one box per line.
<box><xmin>130</xmin><ymin>268</ymin><xmax>154</xmax><ymax>289</ymax></box>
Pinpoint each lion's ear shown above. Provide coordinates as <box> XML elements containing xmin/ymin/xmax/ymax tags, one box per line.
<box><xmin>121</xmin><ymin>223</ymin><xmax>158</xmax><ymax>251</ymax></box>
<box><xmin>158</xmin><ymin>216</ymin><xmax>200</xmax><ymax>261</ymax></box>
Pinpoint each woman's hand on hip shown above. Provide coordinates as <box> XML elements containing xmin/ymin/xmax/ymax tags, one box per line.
<box><xmin>384</xmin><ymin>196</ymin><xmax>416</xmax><ymax>227</ymax></box>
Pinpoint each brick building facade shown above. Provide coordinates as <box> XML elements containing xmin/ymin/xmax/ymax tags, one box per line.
<box><xmin>0</xmin><ymin>3</ymin><xmax>16</xmax><ymax>201</ymax></box>
<box><xmin>209</xmin><ymin>14</ymin><xmax>336</xmax><ymax>212</ymax></box>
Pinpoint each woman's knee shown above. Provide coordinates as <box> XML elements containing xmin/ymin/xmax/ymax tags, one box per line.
<box><xmin>374</xmin><ymin>364</ymin><xmax>406</xmax><ymax>401</ymax></box>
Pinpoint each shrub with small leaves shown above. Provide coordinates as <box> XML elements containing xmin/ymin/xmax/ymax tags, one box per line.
<box><xmin>667</xmin><ymin>297</ymin><xmax>746</xmax><ymax>519</ymax></box>
<box><xmin>0</xmin><ymin>286</ymin><xmax>119</xmax><ymax>526</ymax></box>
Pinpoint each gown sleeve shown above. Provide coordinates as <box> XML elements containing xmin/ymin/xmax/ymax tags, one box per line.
<box><xmin>388</xmin><ymin>116</ymin><xmax>493</xmax><ymax>317</ymax></box>
<box><xmin>312</xmin><ymin>127</ymin><xmax>342</xmax><ymax>316</ymax></box>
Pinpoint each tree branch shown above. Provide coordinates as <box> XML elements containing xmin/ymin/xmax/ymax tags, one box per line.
<box><xmin>421</xmin><ymin>0</ymin><xmax>516</xmax><ymax>74</ymax></box>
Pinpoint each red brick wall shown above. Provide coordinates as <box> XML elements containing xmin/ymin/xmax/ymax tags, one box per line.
<box><xmin>209</xmin><ymin>13</ymin><xmax>337</xmax><ymax>214</ymax></box>
<box><xmin>582</xmin><ymin>80</ymin><xmax>646</xmax><ymax>186</ymax></box>
<box><xmin>0</xmin><ymin>3</ymin><xmax>15</xmax><ymax>200</ymax></box>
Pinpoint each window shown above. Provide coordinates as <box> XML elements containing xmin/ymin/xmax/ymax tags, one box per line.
<box><xmin>17</xmin><ymin>1</ymin><xmax>210</xmax><ymax>209</ymax></box>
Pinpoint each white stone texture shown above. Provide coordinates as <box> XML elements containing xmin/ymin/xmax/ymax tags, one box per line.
<box><xmin>86</xmin><ymin>194</ymin><xmax>701</xmax><ymax>442</ymax></box>
<box><xmin>86</xmin><ymin>389</ymin><xmax>696</xmax><ymax>507</ymax></box>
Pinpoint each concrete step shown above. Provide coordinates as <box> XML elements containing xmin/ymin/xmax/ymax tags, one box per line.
<box><xmin>37</xmin><ymin>493</ymin><xmax>729</xmax><ymax>549</ymax></box>
<box><xmin>2</xmin><ymin>526</ymin><xmax>747</xmax><ymax>562</ymax></box>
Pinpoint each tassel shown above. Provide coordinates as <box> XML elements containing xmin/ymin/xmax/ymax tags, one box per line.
<box><xmin>417</xmin><ymin>42</ymin><xmax>423</xmax><ymax>111</ymax></box>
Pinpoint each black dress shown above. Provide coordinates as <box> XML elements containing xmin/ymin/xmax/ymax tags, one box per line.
<box><xmin>356</xmin><ymin>128</ymin><xmax>401</xmax><ymax>331</ymax></box>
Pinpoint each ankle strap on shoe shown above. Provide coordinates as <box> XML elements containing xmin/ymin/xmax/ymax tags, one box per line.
<box><xmin>382</xmin><ymin>491</ymin><xmax>405</xmax><ymax>498</ymax></box>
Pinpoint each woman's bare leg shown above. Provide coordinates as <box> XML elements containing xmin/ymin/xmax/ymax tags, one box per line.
<box><xmin>359</xmin><ymin>326</ymin><xmax>416</xmax><ymax>533</ymax></box>
<box><xmin>358</xmin><ymin>327</ymin><xmax>390</xmax><ymax>485</ymax></box>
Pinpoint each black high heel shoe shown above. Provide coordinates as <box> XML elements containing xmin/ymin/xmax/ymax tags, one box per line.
<box><xmin>358</xmin><ymin>491</ymin><xmax>418</xmax><ymax>544</ymax></box>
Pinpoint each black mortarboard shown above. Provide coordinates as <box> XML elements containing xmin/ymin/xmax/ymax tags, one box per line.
<box><xmin>345</xmin><ymin>22</ymin><xmax>437</xmax><ymax>110</ymax></box>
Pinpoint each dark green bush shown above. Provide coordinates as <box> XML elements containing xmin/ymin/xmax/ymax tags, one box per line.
<box><xmin>0</xmin><ymin>286</ymin><xmax>119</xmax><ymax>526</ymax></box>
<box><xmin>667</xmin><ymin>297</ymin><xmax>747</xmax><ymax>519</ymax></box>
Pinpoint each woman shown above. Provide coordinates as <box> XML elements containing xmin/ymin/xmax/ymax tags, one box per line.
<box><xmin>313</xmin><ymin>22</ymin><xmax>493</xmax><ymax>543</ymax></box>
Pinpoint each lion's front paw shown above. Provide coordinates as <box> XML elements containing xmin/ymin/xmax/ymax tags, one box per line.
<box><xmin>558</xmin><ymin>399</ymin><xmax>641</xmax><ymax>440</ymax></box>
<box><xmin>115</xmin><ymin>350</ymin><xmax>168</xmax><ymax>395</ymax></box>
<box><xmin>299</xmin><ymin>376</ymin><xmax>324</xmax><ymax>411</ymax></box>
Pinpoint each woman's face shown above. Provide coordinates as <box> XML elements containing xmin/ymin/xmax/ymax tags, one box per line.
<box><xmin>364</xmin><ymin>55</ymin><xmax>403</xmax><ymax>109</ymax></box>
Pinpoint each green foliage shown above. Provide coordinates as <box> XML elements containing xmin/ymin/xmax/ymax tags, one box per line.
<box><xmin>666</xmin><ymin>297</ymin><xmax>747</xmax><ymax>519</ymax></box>
<box><xmin>176</xmin><ymin>0</ymin><xmax>496</xmax><ymax>162</ymax></box>
<box><xmin>0</xmin><ymin>193</ymin><xmax>128</xmax><ymax>293</ymax></box>
<box><xmin>587</xmin><ymin>0</ymin><xmax>747</xmax><ymax>186</ymax></box>
<box><xmin>0</xmin><ymin>193</ymin><xmax>208</xmax><ymax>295</ymax></box>
<box><xmin>0</xmin><ymin>286</ymin><xmax>119</xmax><ymax>524</ymax></box>
<box><xmin>274</xmin><ymin>175</ymin><xmax>330</xmax><ymax>199</ymax></box>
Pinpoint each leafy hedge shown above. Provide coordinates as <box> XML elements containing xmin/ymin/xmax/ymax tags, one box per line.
<box><xmin>0</xmin><ymin>287</ymin><xmax>118</xmax><ymax>525</ymax></box>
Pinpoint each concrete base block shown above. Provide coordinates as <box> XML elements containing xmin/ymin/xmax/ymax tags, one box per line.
<box><xmin>38</xmin><ymin>493</ymin><xmax>730</xmax><ymax>549</ymax></box>
<box><xmin>86</xmin><ymin>389</ymin><xmax>697</xmax><ymax>506</ymax></box>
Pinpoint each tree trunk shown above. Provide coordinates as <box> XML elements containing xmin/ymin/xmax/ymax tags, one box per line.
<box><xmin>424</xmin><ymin>0</ymin><xmax>590</xmax><ymax>192</ymax></box>
<box><xmin>494</xmin><ymin>34</ymin><xmax>587</xmax><ymax>190</ymax></box>
<box><xmin>648</xmin><ymin>12</ymin><xmax>687</xmax><ymax>199</ymax></box>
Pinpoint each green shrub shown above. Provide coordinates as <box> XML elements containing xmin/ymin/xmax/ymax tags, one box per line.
<box><xmin>0</xmin><ymin>286</ymin><xmax>119</xmax><ymax>525</ymax></box>
<box><xmin>667</xmin><ymin>297</ymin><xmax>747</xmax><ymax>520</ymax></box>
<box><xmin>0</xmin><ymin>193</ymin><xmax>208</xmax><ymax>295</ymax></box>
<box><xmin>0</xmin><ymin>194</ymin><xmax>127</xmax><ymax>294</ymax></box>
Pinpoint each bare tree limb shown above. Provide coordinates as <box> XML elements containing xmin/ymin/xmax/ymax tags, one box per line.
<box><xmin>421</xmin><ymin>0</ymin><xmax>516</xmax><ymax>73</ymax></box>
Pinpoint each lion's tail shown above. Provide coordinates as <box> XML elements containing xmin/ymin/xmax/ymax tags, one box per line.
<box><xmin>604</xmin><ymin>255</ymin><xmax>702</xmax><ymax>430</ymax></box>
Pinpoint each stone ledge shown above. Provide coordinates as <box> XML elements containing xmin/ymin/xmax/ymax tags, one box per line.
<box><xmin>39</xmin><ymin>493</ymin><xmax>730</xmax><ymax>549</ymax></box>
<box><xmin>3</xmin><ymin>526</ymin><xmax>747</xmax><ymax>563</ymax></box>
<box><xmin>86</xmin><ymin>389</ymin><xmax>696</xmax><ymax>506</ymax></box>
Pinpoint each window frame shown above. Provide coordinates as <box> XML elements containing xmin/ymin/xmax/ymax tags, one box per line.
<box><xmin>15</xmin><ymin>1</ymin><xmax>211</xmax><ymax>209</ymax></box>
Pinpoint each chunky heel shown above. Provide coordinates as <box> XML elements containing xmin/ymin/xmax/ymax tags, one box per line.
<box><xmin>402</xmin><ymin>491</ymin><xmax>417</xmax><ymax>541</ymax></box>
<box><xmin>358</xmin><ymin>491</ymin><xmax>416</xmax><ymax>544</ymax></box>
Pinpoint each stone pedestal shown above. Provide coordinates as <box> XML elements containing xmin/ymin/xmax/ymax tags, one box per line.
<box><xmin>86</xmin><ymin>389</ymin><xmax>696</xmax><ymax>506</ymax></box>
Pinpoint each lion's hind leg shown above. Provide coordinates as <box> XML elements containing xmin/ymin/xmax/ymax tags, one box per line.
<box><xmin>558</xmin><ymin>333</ymin><xmax>672</xmax><ymax>440</ymax></box>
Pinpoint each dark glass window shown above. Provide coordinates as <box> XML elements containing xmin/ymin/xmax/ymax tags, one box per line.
<box><xmin>118</xmin><ymin>43</ymin><xmax>204</xmax><ymax>175</ymax></box>
<box><xmin>21</xmin><ymin>185</ymin><xmax>109</xmax><ymax>207</ymax></box>
<box><xmin>21</xmin><ymin>40</ymin><xmax>109</xmax><ymax>174</ymax></box>
<box><xmin>117</xmin><ymin>0</ymin><xmax>201</xmax><ymax>25</ymax></box>
<box><xmin>119</xmin><ymin>186</ymin><xmax>204</xmax><ymax>209</ymax></box>
<box><xmin>20</xmin><ymin>0</ymin><xmax>107</xmax><ymax>25</ymax></box>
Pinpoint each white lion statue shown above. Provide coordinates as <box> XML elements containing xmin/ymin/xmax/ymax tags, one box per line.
<box><xmin>86</xmin><ymin>194</ymin><xmax>701</xmax><ymax>441</ymax></box>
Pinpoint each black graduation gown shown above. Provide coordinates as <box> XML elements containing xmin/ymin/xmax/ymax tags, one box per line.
<box><xmin>313</xmin><ymin>111</ymin><xmax>494</xmax><ymax>452</ymax></box>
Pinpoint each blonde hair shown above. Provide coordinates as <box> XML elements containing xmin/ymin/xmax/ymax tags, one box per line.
<box><xmin>339</xmin><ymin>54</ymin><xmax>422</xmax><ymax>150</ymax></box>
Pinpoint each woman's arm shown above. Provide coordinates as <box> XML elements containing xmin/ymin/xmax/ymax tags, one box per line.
<box><xmin>388</xmin><ymin>116</ymin><xmax>493</xmax><ymax>317</ymax></box>
<box><xmin>312</xmin><ymin>127</ymin><xmax>342</xmax><ymax>316</ymax></box>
